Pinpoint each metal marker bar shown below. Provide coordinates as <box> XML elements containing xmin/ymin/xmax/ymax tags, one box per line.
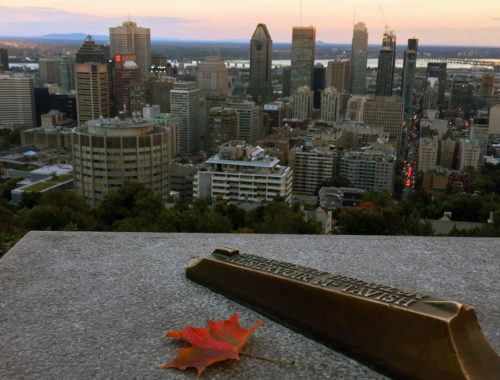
<box><xmin>186</xmin><ymin>248</ymin><xmax>500</xmax><ymax>380</ymax></box>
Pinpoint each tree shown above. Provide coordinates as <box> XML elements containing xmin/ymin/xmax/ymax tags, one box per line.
<box><xmin>18</xmin><ymin>191</ymin><xmax>43</xmax><ymax>209</ymax></box>
<box><xmin>19</xmin><ymin>191</ymin><xmax>96</xmax><ymax>231</ymax></box>
<box><xmin>361</xmin><ymin>189</ymin><xmax>394</xmax><ymax>208</ymax></box>
<box><xmin>1</xmin><ymin>177</ymin><xmax>22</xmax><ymax>201</ymax></box>
<box><xmin>214</xmin><ymin>201</ymin><xmax>247</xmax><ymax>231</ymax></box>
<box><xmin>470</xmin><ymin>176</ymin><xmax>496</xmax><ymax>194</ymax></box>
<box><xmin>0</xmin><ymin>205</ymin><xmax>26</xmax><ymax>257</ymax></box>
<box><xmin>246</xmin><ymin>201</ymin><xmax>320</xmax><ymax>234</ymax></box>
<box><xmin>95</xmin><ymin>182</ymin><xmax>165</xmax><ymax>230</ymax></box>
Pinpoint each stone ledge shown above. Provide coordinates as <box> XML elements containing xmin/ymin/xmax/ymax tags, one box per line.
<box><xmin>1</xmin><ymin>232</ymin><xmax>498</xmax><ymax>379</ymax></box>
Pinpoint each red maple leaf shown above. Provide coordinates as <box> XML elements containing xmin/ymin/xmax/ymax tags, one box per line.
<box><xmin>158</xmin><ymin>313</ymin><xmax>264</xmax><ymax>376</ymax></box>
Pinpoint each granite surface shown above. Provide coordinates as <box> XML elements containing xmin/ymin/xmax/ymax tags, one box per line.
<box><xmin>0</xmin><ymin>231</ymin><xmax>499</xmax><ymax>379</ymax></box>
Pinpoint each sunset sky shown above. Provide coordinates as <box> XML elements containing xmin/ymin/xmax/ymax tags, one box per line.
<box><xmin>1</xmin><ymin>0</ymin><xmax>500</xmax><ymax>46</ymax></box>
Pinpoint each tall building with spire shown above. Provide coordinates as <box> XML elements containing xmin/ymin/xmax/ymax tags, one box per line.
<box><xmin>375</xmin><ymin>29</ymin><xmax>396</xmax><ymax>96</ymax></box>
<box><xmin>290</xmin><ymin>26</ymin><xmax>316</xmax><ymax>93</ymax></box>
<box><xmin>401</xmin><ymin>38</ymin><xmax>418</xmax><ymax>114</ymax></box>
<box><xmin>349</xmin><ymin>22</ymin><xmax>368</xmax><ymax>95</ymax></box>
<box><xmin>110</xmin><ymin>20</ymin><xmax>151</xmax><ymax>81</ymax></box>
<box><xmin>76</xmin><ymin>35</ymin><xmax>106</xmax><ymax>64</ymax></box>
<box><xmin>248</xmin><ymin>24</ymin><xmax>273</xmax><ymax>101</ymax></box>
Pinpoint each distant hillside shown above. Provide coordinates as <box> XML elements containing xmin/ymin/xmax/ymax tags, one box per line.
<box><xmin>41</xmin><ymin>33</ymin><xmax>108</xmax><ymax>42</ymax></box>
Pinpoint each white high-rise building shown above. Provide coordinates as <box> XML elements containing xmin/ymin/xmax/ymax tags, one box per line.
<box><xmin>418</xmin><ymin>135</ymin><xmax>439</xmax><ymax>172</ymax></box>
<box><xmin>110</xmin><ymin>20</ymin><xmax>151</xmax><ymax>81</ymax></box>
<box><xmin>289</xmin><ymin>145</ymin><xmax>337</xmax><ymax>195</ymax></box>
<box><xmin>340</xmin><ymin>148</ymin><xmax>396</xmax><ymax>193</ymax></box>
<box><xmin>170</xmin><ymin>82</ymin><xmax>201</xmax><ymax>154</ymax></box>
<box><xmin>0</xmin><ymin>73</ymin><xmax>36</xmax><ymax>128</ymax></box>
<box><xmin>458</xmin><ymin>139</ymin><xmax>480</xmax><ymax>170</ymax></box>
<box><xmin>470</xmin><ymin>121</ymin><xmax>489</xmax><ymax>157</ymax></box>
<box><xmin>193</xmin><ymin>141</ymin><xmax>293</xmax><ymax>203</ymax></box>
<box><xmin>320</xmin><ymin>87</ymin><xmax>340</xmax><ymax>123</ymax></box>
<box><xmin>290</xmin><ymin>86</ymin><xmax>313</xmax><ymax>120</ymax></box>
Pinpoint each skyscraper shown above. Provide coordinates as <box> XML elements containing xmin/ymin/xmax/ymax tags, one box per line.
<box><xmin>313</xmin><ymin>65</ymin><xmax>326</xmax><ymax>109</ymax></box>
<box><xmin>349</xmin><ymin>22</ymin><xmax>368</xmax><ymax>95</ymax></box>
<box><xmin>170</xmin><ymin>82</ymin><xmax>201</xmax><ymax>153</ymax></box>
<box><xmin>326</xmin><ymin>61</ymin><xmax>350</xmax><ymax>94</ymax></box>
<box><xmin>326</xmin><ymin>60</ymin><xmax>350</xmax><ymax>110</ymax></box>
<box><xmin>113</xmin><ymin>54</ymin><xmax>140</xmax><ymax>115</ymax></box>
<box><xmin>248</xmin><ymin>24</ymin><xmax>273</xmax><ymax>101</ymax></box>
<box><xmin>75</xmin><ymin>63</ymin><xmax>110</xmax><ymax>125</ymax></box>
<box><xmin>60</xmin><ymin>55</ymin><xmax>76</xmax><ymax>92</ymax></box>
<box><xmin>451</xmin><ymin>81</ymin><xmax>473</xmax><ymax>110</ymax></box>
<box><xmin>197</xmin><ymin>56</ymin><xmax>229</xmax><ymax>98</ymax></box>
<box><xmin>110</xmin><ymin>20</ymin><xmax>151</xmax><ymax>81</ymax></box>
<box><xmin>426</xmin><ymin>62</ymin><xmax>447</xmax><ymax>109</ymax></box>
<box><xmin>0</xmin><ymin>73</ymin><xmax>36</xmax><ymax>128</ymax></box>
<box><xmin>227</xmin><ymin>99</ymin><xmax>262</xmax><ymax>143</ymax></box>
<box><xmin>282</xmin><ymin>67</ymin><xmax>291</xmax><ymax>97</ymax></box>
<box><xmin>0</xmin><ymin>48</ymin><xmax>9</xmax><ymax>72</ymax></box>
<box><xmin>401</xmin><ymin>38</ymin><xmax>418</xmax><ymax>114</ymax></box>
<box><xmin>375</xmin><ymin>29</ymin><xmax>396</xmax><ymax>96</ymax></box>
<box><xmin>38</xmin><ymin>58</ymin><xmax>62</xmax><ymax>85</ymax></box>
<box><xmin>363</xmin><ymin>97</ymin><xmax>404</xmax><ymax>157</ymax></box>
<box><xmin>205</xmin><ymin>107</ymin><xmax>238</xmax><ymax>153</ymax></box>
<box><xmin>480</xmin><ymin>73</ymin><xmax>495</xmax><ymax>99</ymax></box>
<box><xmin>290</xmin><ymin>26</ymin><xmax>316</xmax><ymax>93</ymax></box>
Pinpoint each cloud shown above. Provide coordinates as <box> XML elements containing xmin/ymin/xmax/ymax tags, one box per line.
<box><xmin>0</xmin><ymin>6</ymin><xmax>202</xmax><ymax>37</ymax></box>
<box><xmin>492</xmin><ymin>17</ymin><xmax>500</xmax><ymax>21</ymax></box>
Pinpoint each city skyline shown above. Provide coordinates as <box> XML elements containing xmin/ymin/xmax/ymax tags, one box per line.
<box><xmin>0</xmin><ymin>1</ymin><xmax>500</xmax><ymax>46</ymax></box>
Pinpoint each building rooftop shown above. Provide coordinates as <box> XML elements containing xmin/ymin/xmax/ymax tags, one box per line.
<box><xmin>206</xmin><ymin>155</ymin><xmax>280</xmax><ymax>169</ymax></box>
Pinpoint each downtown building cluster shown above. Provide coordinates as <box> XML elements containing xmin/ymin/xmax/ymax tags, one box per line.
<box><xmin>1</xmin><ymin>19</ymin><xmax>500</xmax><ymax>218</ymax></box>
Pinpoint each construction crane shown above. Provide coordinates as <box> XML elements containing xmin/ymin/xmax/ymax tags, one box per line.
<box><xmin>378</xmin><ymin>2</ymin><xmax>390</xmax><ymax>33</ymax></box>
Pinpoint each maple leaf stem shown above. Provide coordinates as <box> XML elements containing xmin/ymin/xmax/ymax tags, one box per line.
<box><xmin>240</xmin><ymin>351</ymin><xmax>295</xmax><ymax>365</ymax></box>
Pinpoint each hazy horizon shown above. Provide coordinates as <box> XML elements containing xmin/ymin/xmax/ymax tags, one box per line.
<box><xmin>1</xmin><ymin>1</ymin><xmax>500</xmax><ymax>46</ymax></box>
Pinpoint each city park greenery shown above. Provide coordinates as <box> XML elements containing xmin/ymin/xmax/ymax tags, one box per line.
<box><xmin>1</xmin><ymin>164</ymin><xmax>500</xmax><ymax>257</ymax></box>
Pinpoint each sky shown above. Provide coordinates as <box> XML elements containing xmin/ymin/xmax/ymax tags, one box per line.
<box><xmin>1</xmin><ymin>0</ymin><xmax>500</xmax><ymax>46</ymax></box>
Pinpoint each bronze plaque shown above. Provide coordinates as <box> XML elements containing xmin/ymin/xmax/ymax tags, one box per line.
<box><xmin>186</xmin><ymin>248</ymin><xmax>500</xmax><ymax>380</ymax></box>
